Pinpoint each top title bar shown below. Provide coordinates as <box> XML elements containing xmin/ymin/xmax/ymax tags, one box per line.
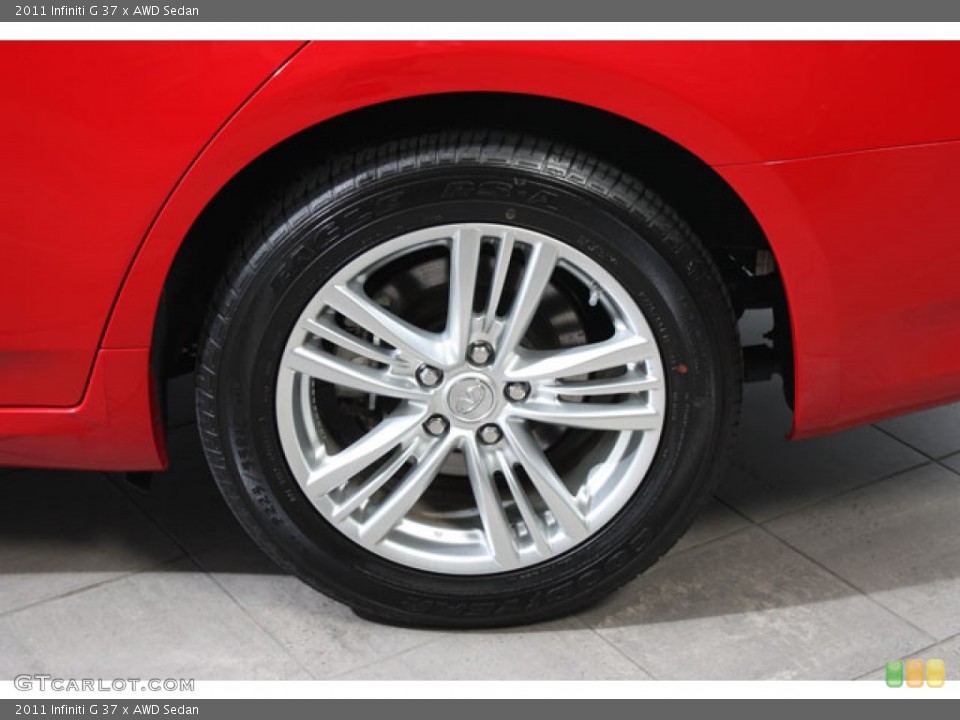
<box><xmin>9</xmin><ymin>0</ymin><xmax>960</xmax><ymax>23</ymax></box>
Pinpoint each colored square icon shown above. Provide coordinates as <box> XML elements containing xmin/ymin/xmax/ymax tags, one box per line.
<box><xmin>927</xmin><ymin>659</ymin><xmax>945</xmax><ymax>688</ymax></box>
<box><xmin>906</xmin><ymin>659</ymin><xmax>925</xmax><ymax>687</ymax></box>
<box><xmin>886</xmin><ymin>659</ymin><xmax>904</xmax><ymax>687</ymax></box>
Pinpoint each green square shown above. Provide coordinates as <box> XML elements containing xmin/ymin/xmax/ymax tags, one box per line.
<box><xmin>886</xmin><ymin>659</ymin><xmax>904</xmax><ymax>687</ymax></box>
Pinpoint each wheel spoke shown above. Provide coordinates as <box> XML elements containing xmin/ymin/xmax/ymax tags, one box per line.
<box><xmin>539</xmin><ymin>371</ymin><xmax>661</xmax><ymax>397</ymax></box>
<box><xmin>302</xmin><ymin>316</ymin><xmax>398</xmax><ymax>367</ymax></box>
<box><xmin>495</xmin><ymin>450</ymin><xmax>552</xmax><ymax>558</ymax></box>
<box><xmin>504</xmin><ymin>422</ymin><xmax>589</xmax><ymax>542</ymax></box>
<box><xmin>283</xmin><ymin>345</ymin><xmax>422</xmax><ymax>400</ymax></box>
<box><xmin>358</xmin><ymin>434</ymin><xmax>456</xmax><ymax>544</ymax></box>
<box><xmin>463</xmin><ymin>442</ymin><xmax>521</xmax><ymax>567</ymax></box>
<box><xmin>482</xmin><ymin>233</ymin><xmax>515</xmax><ymax>333</ymax></box>
<box><xmin>330</xmin><ymin>440</ymin><xmax>421</xmax><ymax>523</ymax></box>
<box><xmin>511</xmin><ymin>400</ymin><xmax>659</xmax><ymax>432</ymax></box>
<box><xmin>447</xmin><ymin>227</ymin><xmax>484</xmax><ymax>356</ymax></box>
<box><xmin>324</xmin><ymin>284</ymin><xmax>446</xmax><ymax>366</ymax></box>
<box><xmin>304</xmin><ymin>409</ymin><xmax>425</xmax><ymax>498</ymax></box>
<box><xmin>496</xmin><ymin>241</ymin><xmax>559</xmax><ymax>357</ymax></box>
<box><xmin>508</xmin><ymin>334</ymin><xmax>652</xmax><ymax>382</ymax></box>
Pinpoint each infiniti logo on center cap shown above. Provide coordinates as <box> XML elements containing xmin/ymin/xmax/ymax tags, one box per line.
<box><xmin>447</xmin><ymin>377</ymin><xmax>496</xmax><ymax>421</ymax></box>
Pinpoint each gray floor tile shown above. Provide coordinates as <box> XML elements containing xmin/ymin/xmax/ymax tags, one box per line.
<box><xmin>876</xmin><ymin>403</ymin><xmax>960</xmax><ymax>459</ymax></box>
<box><xmin>582</xmin><ymin>528</ymin><xmax>931</xmax><ymax>679</ymax></box>
<box><xmin>194</xmin><ymin>537</ymin><xmax>440</xmax><ymax>678</ymax></box>
<box><xmin>717</xmin><ymin>380</ymin><xmax>925</xmax><ymax>522</ymax></box>
<box><xmin>342</xmin><ymin>618</ymin><xmax>649</xmax><ymax>680</ymax></box>
<box><xmin>115</xmin><ymin>425</ymin><xmax>250</xmax><ymax>556</ymax></box>
<box><xmin>0</xmin><ymin>559</ymin><xmax>308</xmax><ymax>680</ymax></box>
<box><xmin>0</xmin><ymin>470</ymin><xmax>184</xmax><ymax>615</ymax></box>
<box><xmin>672</xmin><ymin>497</ymin><xmax>751</xmax><ymax>554</ymax></box>
<box><xmin>767</xmin><ymin>463</ymin><xmax>960</xmax><ymax>639</ymax></box>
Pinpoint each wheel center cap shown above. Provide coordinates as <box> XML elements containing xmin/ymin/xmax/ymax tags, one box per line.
<box><xmin>446</xmin><ymin>376</ymin><xmax>496</xmax><ymax>421</ymax></box>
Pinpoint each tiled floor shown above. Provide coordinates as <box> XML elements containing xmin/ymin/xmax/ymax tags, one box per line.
<box><xmin>2</xmin><ymin>315</ymin><xmax>959</xmax><ymax>681</ymax></box>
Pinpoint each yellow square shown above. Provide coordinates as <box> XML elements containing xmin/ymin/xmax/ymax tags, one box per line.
<box><xmin>927</xmin><ymin>659</ymin><xmax>945</xmax><ymax>688</ymax></box>
<box><xmin>906</xmin><ymin>659</ymin><xmax>925</xmax><ymax>687</ymax></box>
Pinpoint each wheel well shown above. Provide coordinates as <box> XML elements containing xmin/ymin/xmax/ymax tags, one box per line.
<box><xmin>155</xmin><ymin>93</ymin><xmax>793</xmax><ymax>407</ymax></box>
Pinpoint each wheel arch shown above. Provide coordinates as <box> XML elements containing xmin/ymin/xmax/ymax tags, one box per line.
<box><xmin>96</xmin><ymin>50</ymin><xmax>797</xmax><ymax>436</ymax></box>
<box><xmin>147</xmin><ymin>92</ymin><xmax>791</xmax><ymax>376</ymax></box>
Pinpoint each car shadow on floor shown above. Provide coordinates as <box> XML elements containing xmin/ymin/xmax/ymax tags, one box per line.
<box><xmin>1</xmin><ymin>377</ymin><xmax>956</xmax><ymax>613</ymax></box>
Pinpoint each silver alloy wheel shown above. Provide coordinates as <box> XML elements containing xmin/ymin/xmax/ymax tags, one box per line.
<box><xmin>275</xmin><ymin>223</ymin><xmax>666</xmax><ymax>574</ymax></box>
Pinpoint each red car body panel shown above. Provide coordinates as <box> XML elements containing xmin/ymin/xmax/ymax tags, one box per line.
<box><xmin>0</xmin><ymin>349</ymin><xmax>164</xmax><ymax>470</ymax></box>
<box><xmin>2</xmin><ymin>40</ymin><xmax>960</xmax><ymax>469</ymax></box>
<box><xmin>0</xmin><ymin>41</ymin><xmax>303</xmax><ymax>407</ymax></box>
<box><xmin>720</xmin><ymin>142</ymin><xmax>960</xmax><ymax>435</ymax></box>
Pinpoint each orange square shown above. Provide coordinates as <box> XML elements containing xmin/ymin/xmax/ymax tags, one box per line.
<box><xmin>906</xmin><ymin>659</ymin><xmax>925</xmax><ymax>687</ymax></box>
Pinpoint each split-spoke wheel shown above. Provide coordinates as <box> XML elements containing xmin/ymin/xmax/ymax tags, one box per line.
<box><xmin>198</xmin><ymin>133</ymin><xmax>740</xmax><ymax>627</ymax></box>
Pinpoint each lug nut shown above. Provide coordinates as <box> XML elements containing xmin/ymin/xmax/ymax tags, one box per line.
<box><xmin>467</xmin><ymin>341</ymin><xmax>494</xmax><ymax>366</ymax></box>
<box><xmin>504</xmin><ymin>382</ymin><xmax>531</xmax><ymax>402</ymax></box>
<box><xmin>416</xmin><ymin>364</ymin><xmax>443</xmax><ymax>388</ymax></box>
<box><xmin>477</xmin><ymin>424</ymin><xmax>503</xmax><ymax>445</ymax></box>
<box><xmin>423</xmin><ymin>414</ymin><xmax>450</xmax><ymax>437</ymax></box>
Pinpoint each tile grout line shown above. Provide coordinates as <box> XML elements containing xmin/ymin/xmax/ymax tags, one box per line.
<box><xmin>328</xmin><ymin>616</ymin><xmax>651</xmax><ymax>681</ymax></box>
<box><xmin>99</xmin><ymin>468</ymin><xmax>313</xmax><ymax>680</ymax></box>
<box><xmin>852</xmin><ymin>629</ymin><xmax>960</xmax><ymax>680</ymax></box>
<box><xmin>570</xmin><ymin>521</ymin><xmax>757</xmax><ymax>673</ymax></box>
<box><xmin>325</xmin><ymin>634</ymin><xmax>460</xmax><ymax>680</ymax></box>
<box><xmin>895</xmin><ymin>630</ymin><xmax>960</xmax><ymax>660</ymax></box>
<box><xmin>580</xmin><ymin>621</ymin><xmax>660</xmax><ymax>680</ymax></box>
<box><xmin>754</xmin><ymin>522</ymin><xmax>937</xmax><ymax>644</ymax></box>
<box><xmin>942</xmin><ymin>453</ymin><xmax>960</xmax><ymax>476</ymax></box>
<box><xmin>668</xmin><ymin>522</ymin><xmax>756</xmax><ymax>560</ymax></box>
<box><xmin>872</xmin><ymin>424</ymin><xmax>960</xmax><ymax>478</ymax></box>
<box><xmin>573</xmin><ymin>510</ymin><xmax>762</xmax><ymax>682</ymax></box>
<box><xmin>0</xmin><ymin>468</ymin><xmax>202</xmax><ymax>618</ymax></box>
<box><xmin>0</xmin><ymin>472</ymin><xmax>193</xmax><ymax>622</ymax></box>
<box><xmin>852</xmin><ymin>663</ymin><xmax>888</xmax><ymax>681</ymax></box>
<box><xmin>587</xmin><ymin>504</ymin><xmax>935</xmax><ymax>679</ymax></box>
<box><xmin>727</xmin><ymin>457</ymin><xmax>932</xmax><ymax>527</ymax></box>
<box><xmin>713</xmin><ymin>492</ymin><xmax>761</xmax><ymax>526</ymax></box>
<box><xmin>103</xmin><ymin>467</ymin><xmax>246</xmax><ymax>565</ymax></box>
<box><xmin>731</xmin><ymin>423</ymin><xmax>954</xmax><ymax>675</ymax></box>
<box><xmin>0</xmin><ymin>554</ymin><xmax>190</xmax><ymax>622</ymax></box>
<box><xmin>101</xmin><ymin>471</ymin><xmax>198</xmax><ymax>559</ymax></box>
<box><xmin>191</xmin><ymin>556</ymin><xmax>319</xmax><ymax>681</ymax></box>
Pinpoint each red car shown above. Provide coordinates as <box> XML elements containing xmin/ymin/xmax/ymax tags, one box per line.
<box><xmin>2</xmin><ymin>41</ymin><xmax>959</xmax><ymax>627</ymax></box>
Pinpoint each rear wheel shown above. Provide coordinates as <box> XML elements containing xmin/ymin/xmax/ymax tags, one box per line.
<box><xmin>197</xmin><ymin>132</ymin><xmax>740</xmax><ymax>627</ymax></box>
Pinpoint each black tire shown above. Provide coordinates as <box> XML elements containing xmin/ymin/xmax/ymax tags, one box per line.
<box><xmin>196</xmin><ymin>131</ymin><xmax>741</xmax><ymax>628</ymax></box>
